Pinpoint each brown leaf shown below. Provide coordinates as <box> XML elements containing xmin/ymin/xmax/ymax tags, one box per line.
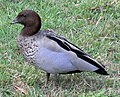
<box><xmin>12</xmin><ymin>74</ymin><xmax>28</xmax><ymax>95</ymax></box>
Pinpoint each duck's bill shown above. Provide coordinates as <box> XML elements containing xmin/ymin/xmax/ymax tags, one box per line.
<box><xmin>10</xmin><ymin>18</ymin><xmax>18</xmax><ymax>24</ymax></box>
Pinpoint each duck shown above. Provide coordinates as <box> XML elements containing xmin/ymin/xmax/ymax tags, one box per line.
<box><xmin>11</xmin><ymin>10</ymin><xmax>109</xmax><ymax>84</ymax></box>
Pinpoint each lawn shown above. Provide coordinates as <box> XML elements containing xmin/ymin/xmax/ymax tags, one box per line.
<box><xmin>0</xmin><ymin>0</ymin><xmax>120</xmax><ymax>96</ymax></box>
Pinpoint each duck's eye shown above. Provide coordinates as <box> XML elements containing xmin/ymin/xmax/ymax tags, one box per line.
<box><xmin>18</xmin><ymin>14</ymin><xmax>26</xmax><ymax>17</ymax></box>
<box><xmin>23</xmin><ymin>14</ymin><xmax>26</xmax><ymax>17</ymax></box>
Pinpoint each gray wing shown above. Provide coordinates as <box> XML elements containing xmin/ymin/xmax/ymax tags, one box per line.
<box><xmin>45</xmin><ymin>33</ymin><xmax>108</xmax><ymax>75</ymax></box>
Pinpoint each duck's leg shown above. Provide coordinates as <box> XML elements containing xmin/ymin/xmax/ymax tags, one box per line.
<box><xmin>53</xmin><ymin>74</ymin><xmax>59</xmax><ymax>87</ymax></box>
<box><xmin>45</xmin><ymin>73</ymin><xmax>50</xmax><ymax>86</ymax></box>
<box><xmin>46</xmin><ymin>73</ymin><xmax>50</xmax><ymax>83</ymax></box>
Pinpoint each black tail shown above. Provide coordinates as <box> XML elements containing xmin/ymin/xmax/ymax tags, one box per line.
<box><xmin>94</xmin><ymin>69</ymin><xmax>109</xmax><ymax>75</ymax></box>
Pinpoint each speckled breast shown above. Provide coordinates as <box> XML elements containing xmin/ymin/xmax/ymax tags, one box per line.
<box><xmin>16</xmin><ymin>35</ymin><xmax>39</xmax><ymax>63</ymax></box>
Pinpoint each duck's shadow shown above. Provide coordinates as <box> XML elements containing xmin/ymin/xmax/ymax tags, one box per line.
<box><xmin>36</xmin><ymin>72</ymin><xmax>107</xmax><ymax>94</ymax></box>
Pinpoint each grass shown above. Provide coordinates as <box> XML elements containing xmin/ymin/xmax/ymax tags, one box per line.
<box><xmin>0</xmin><ymin>0</ymin><xmax>120</xmax><ymax>96</ymax></box>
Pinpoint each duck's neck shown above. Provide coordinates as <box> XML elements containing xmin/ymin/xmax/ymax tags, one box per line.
<box><xmin>20</xmin><ymin>21</ymin><xmax>41</xmax><ymax>37</ymax></box>
<box><xmin>20</xmin><ymin>27</ymin><xmax>38</xmax><ymax>36</ymax></box>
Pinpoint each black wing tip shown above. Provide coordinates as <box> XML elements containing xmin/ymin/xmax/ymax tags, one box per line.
<box><xmin>94</xmin><ymin>69</ymin><xmax>109</xmax><ymax>75</ymax></box>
